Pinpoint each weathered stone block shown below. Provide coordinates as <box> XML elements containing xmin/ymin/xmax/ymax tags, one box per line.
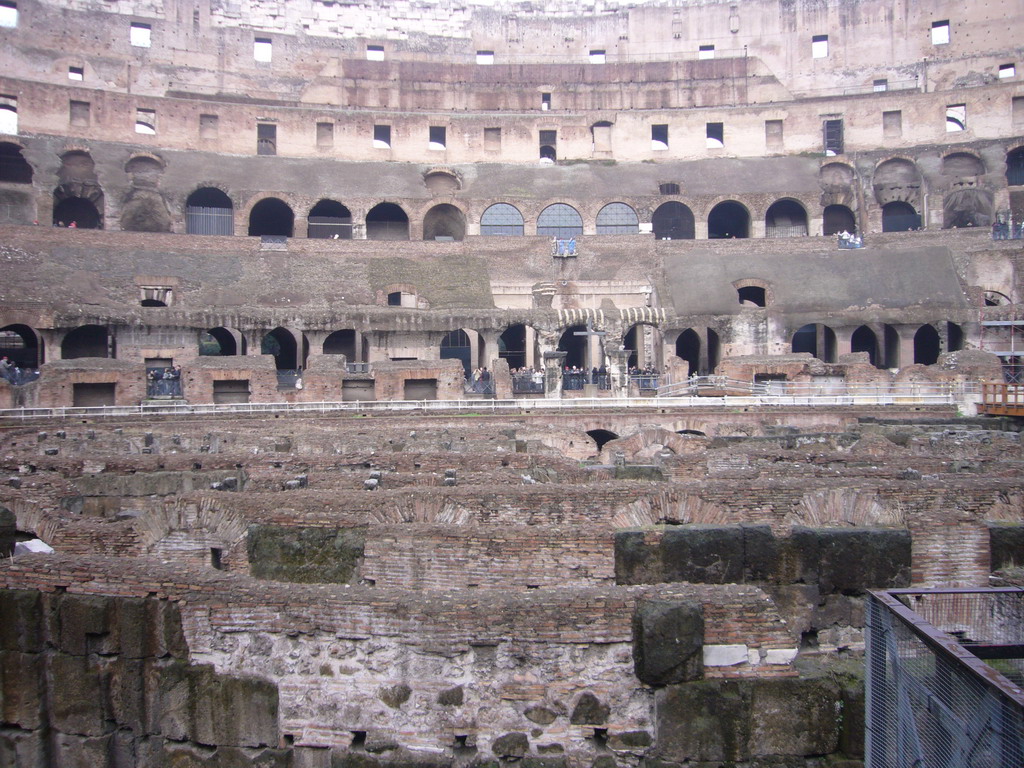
<box><xmin>107</xmin><ymin>657</ymin><xmax>146</xmax><ymax>732</ymax></box>
<box><xmin>47</xmin><ymin>653</ymin><xmax>107</xmax><ymax>736</ymax></box>
<box><xmin>191</xmin><ymin>666</ymin><xmax>280</xmax><ymax>748</ymax></box>
<box><xmin>524</xmin><ymin>705</ymin><xmax>558</xmax><ymax>725</ymax></box>
<box><xmin>0</xmin><ymin>724</ymin><xmax>47</xmax><ymax>768</ymax></box>
<box><xmin>492</xmin><ymin>732</ymin><xmax>529</xmax><ymax>758</ymax></box>
<box><xmin>377</xmin><ymin>683</ymin><xmax>411</xmax><ymax>709</ymax></box>
<box><xmin>58</xmin><ymin>593</ymin><xmax>114</xmax><ymax>656</ymax></box>
<box><xmin>632</xmin><ymin>599</ymin><xmax>704</xmax><ymax>685</ymax></box>
<box><xmin>160</xmin><ymin>742</ymin><xmax>292</xmax><ymax>767</ymax></box>
<box><xmin>248</xmin><ymin>525</ymin><xmax>366</xmax><ymax>584</ymax></box>
<box><xmin>569</xmin><ymin>692</ymin><xmax>609</xmax><ymax>725</ymax></box>
<box><xmin>52</xmin><ymin>730</ymin><xmax>113</xmax><ymax>765</ymax></box>
<box><xmin>653</xmin><ymin>680</ymin><xmax>750</xmax><ymax>762</ymax></box>
<box><xmin>778</xmin><ymin>527</ymin><xmax>819</xmax><ymax>585</ymax></box>
<box><xmin>147</xmin><ymin>658</ymin><xmax>191</xmax><ymax>741</ymax></box>
<box><xmin>437</xmin><ymin>685</ymin><xmax>463</xmax><ymax>706</ymax></box>
<box><xmin>661</xmin><ymin>526</ymin><xmax>744</xmax><ymax>584</ymax></box>
<box><xmin>816</xmin><ymin>528</ymin><xmax>911</xmax><ymax>593</ymax></box>
<box><xmin>0</xmin><ymin>651</ymin><xmax>43</xmax><ymax>729</ymax></box>
<box><xmin>0</xmin><ymin>590</ymin><xmax>43</xmax><ymax>653</ymax></box>
<box><xmin>742</xmin><ymin>524</ymin><xmax>778</xmax><ymax>582</ymax></box>
<box><xmin>613</xmin><ymin>530</ymin><xmax>660</xmax><ymax>585</ymax></box>
<box><xmin>607</xmin><ymin>730</ymin><xmax>652</xmax><ymax>751</ymax></box>
<box><xmin>749</xmin><ymin>678</ymin><xmax>841</xmax><ymax>757</ymax></box>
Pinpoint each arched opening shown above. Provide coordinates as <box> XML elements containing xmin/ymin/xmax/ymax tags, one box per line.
<box><xmin>52</xmin><ymin>196</ymin><xmax>101</xmax><ymax>228</ymax></box>
<box><xmin>423</xmin><ymin>171</ymin><xmax>460</xmax><ymax>194</ymax></box>
<box><xmin>737</xmin><ymin>286</ymin><xmax>766</xmax><ymax>307</ymax></box>
<box><xmin>591</xmin><ymin>121</ymin><xmax>613</xmax><ymax>152</ymax></box>
<box><xmin>764</xmin><ymin>199</ymin><xmax>808</xmax><ymax>238</ymax></box>
<box><xmin>652</xmin><ymin>202</ymin><xmax>695</xmax><ymax>240</ymax></box>
<box><xmin>624</xmin><ymin>324</ymin><xmax>662</xmax><ymax>370</ymax></box>
<box><xmin>248</xmin><ymin>198</ymin><xmax>294</xmax><ymax>237</ymax></box>
<box><xmin>423</xmin><ymin>204</ymin><xmax>466</xmax><ymax>241</ymax></box>
<box><xmin>707</xmin><ymin>201</ymin><xmax>749</xmax><ymax>239</ymax></box>
<box><xmin>440</xmin><ymin>329</ymin><xmax>473</xmax><ymax>377</ymax></box>
<box><xmin>0</xmin><ymin>324</ymin><xmax>42</xmax><ymax>368</ymax></box>
<box><xmin>537</xmin><ymin>204</ymin><xmax>583</xmax><ymax>238</ymax></box>
<box><xmin>186</xmin><ymin>188</ymin><xmax>234</xmax><ymax>236</ymax></box>
<box><xmin>557</xmin><ymin>325</ymin><xmax>589</xmax><ymax>369</ymax></box>
<box><xmin>586</xmin><ymin>429</ymin><xmax>619</xmax><ymax>450</ymax></box>
<box><xmin>943</xmin><ymin>152</ymin><xmax>985</xmax><ymax>177</ymax></box>
<box><xmin>1007</xmin><ymin>148</ymin><xmax>1024</xmax><ymax>187</ymax></box>
<box><xmin>947</xmin><ymin>322</ymin><xmax>964</xmax><ymax>353</ymax></box>
<box><xmin>62</xmin><ymin>325</ymin><xmax>110</xmax><ymax>359</ymax></box>
<box><xmin>822</xmin><ymin>204</ymin><xmax>856</xmax><ymax>236</ymax></box>
<box><xmin>851</xmin><ymin>325</ymin><xmax>879</xmax><ymax>367</ymax></box>
<box><xmin>675</xmin><ymin>329</ymin><xmax>700</xmax><ymax>375</ymax></box>
<box><xmin>366</xmin><ymin>203</ymin><xmax>409</xmax><ymax>240</ymax></box>
<box><xmin>308</xmin><ymin>199</ymin><xmax>352</xmax><ymax>239</ymax></box>
<box><xmin>480</xmin><ymin>203</ymin><xmax>524</xmax><ymax>236</ymax></box>
<box><xmin>0</xmin><ymin>142</ymin><xmax>32</xmax><ymax>184</ymax></box>
<box><xmin>199</xmin><ymin>327</ymin><xmax>243</xmax><ymax>356</ymax></box>
<box><xmin>596</xmin><ymin>202</ymin><xmax>639</xmax><ymax>235</ymax></box>
<box><xmin>323</xmin><ymin>329</ymin><xmax>356</xmax><ymax>359</ymax></box>
<box><xmin>261</xmin><ymin>327</ymin><xmax>300</xmax><ymax>370</ymax></box>
<box><xmin>913</xmin><ymin>325</ymin><xmax>940</xmax><ymax>365</ymax></box>
<box><xmin>985</xmin><ymin>291</ymin><xmax>1012</xmax><ymax>307</ymax></box>
<box><xmin>539</xmin><ymin>144</ymin><xmax>557</xmax><ymax>163</ymax></box>
<box><xmin>791</xmin><ymin>324</ymin><xmax>836</xmax><ymax>362</ymax></box>
<box><xmin>499</xmin><ymin>324</ymin><xmax>536</xmax><ymax>371</ymax></box>
<box><xmin>677</xmin><ymin>429</ymin><xmax>707</xmax><ymax>437</ymax></box>
<box><xmin>882</xmin><ymin>201</ymin><xmax>920</xmax><ymax>232</ymax></box>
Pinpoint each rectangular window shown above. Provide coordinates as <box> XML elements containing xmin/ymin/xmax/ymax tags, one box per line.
<box><xmin>946</xmin><ymin>103</ymin><xmax>966</xmax><ymax>132</ymax></box>
<box><xmin>366</xmin><ymin>44</ymin><xmax>384</xmax><ymax>61</ymax></box>
<box><xmin>68</xmin><ymin>65</ymin><xmax>84</xmax><ymax>81</ymax></box>
<box><xmin>373</xmin><ymin>124</ymin><xmax>391</xmax><ymax>148</ymax></box>
<box><xmin>1014</xmin><ymin>97</ymin><xmax>1024</xmax><ymax>128</ymax></box>
<box><xmin>873</xmin><ymin>79</ymin><xmax>888</xmax><ymax>92</ymax></box>
<box><xmin>316</xmin><ymin>121</ymin><xmax>333</xmax><ymax>147</ymax></box>
<box><xmin>931</xmin><ymin>20</ymin><xmax>949</xmax><ymax>45</ymax></box>
<box><xmin>823</xmin><ymin>118</ymin><xmax>843</xmax><ymax>155</ymax></box>
<box><xmin>130</xmin><ymin>22</ymin><xmax>151</xmax><ymax>48</ymax></box>
<box><xmin>539</xmin><ymin>130</ymin><xmax>557</xmax><ymax>145</ymax></box>
<box><xmin>811</xmin><ymin>34</ymin><xmax>828</xmax><ymax>58</ymax></box>
<box><xmin>428</xmin><ymin>125</ymin><xmax>446</xmax><ymax>150</ymax></box>
<box><xmin>476</xmin><ymin>50</ymin><xmax>494</xmax><ymax>65</ymax></box>
<box><xmin>698</xmin><ymin>44</ymin><xmax>715</xmax><ymax>60</ymax></box>
<box><xmin>199</xmin><ymin>113</ymin><xmax>218</xmax><ymax>139</ymax></box>
<box><xmin>135</xmin><ymin>108</ymin><xmax>156</xmax><ymax>134</ymax></box>
<box><xmin>257</xmin><ymin>123</ymin><xmax>276</xmax><ymax>155</ymax></box>
<box><xmin>0</xmin><ymin>95</ymin><xmax>16</xmax><ymax>134</ymax></box>
<box><xmin>484</xmin><ymin>127</ymin><xmax>501</xmax><ymax>151</ymax></box>
<box><xmin>541</xmin><ymin>92</ymin><xmax>551</xmax><ymax>110</ymax></box>
<box><xmin>765</xmin><ymin>119</ymin><xmax>783</xmax><ymax>151</ymax></box>
<box><xmin>0</xmin><ymin>1</ymin><xmax>17</xmax><ymax>29</ymax></box>
<box><xmin>589</xmin><ymin>49</ymin><xmax>606</xmax><ymax>64</ymax></box>
<box><xmin>592</xmin><ymin>122</ymin><xmax>612</xmax><ymax>152</ymax></box>
<box><xmin>69</xmin><ymin>100</ymin><xmax>90</xmax><ymax>127</ymax></box>
<box><xmin>706</xmin><ymin>122</ymin><xmax>724</xmax><ymax>149</ymax></box>
<box><xmin>651</xmin><ymin>123</ymin><xmax>668</xmax><ymax>150</ymax></box>
<box><xmin>1000</xmin><ymin>63</ymin><xmax>1016</xmax><ymax>79</ymax></box>
<box><xmin>254</xmin><ymin>37</ymin><xmax>272</xmax><ymax>62</ymax></box>
<box><xmin>883</xmin><ymin>110</ymin><xmax>902</xmax><ymax>138</ymax></box>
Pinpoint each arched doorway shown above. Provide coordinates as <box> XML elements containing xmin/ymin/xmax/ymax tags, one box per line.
<box><xmin>624</xmin><ymin>324</ymin><xmax>662</xmax><ymax>370</ymax></box>
<box><xmin>537</xmin><ymin>204</ymin><xmax>583</xmax><ymax>239</ymax></box>
<box><xmin>308</xmin><ymin>200</ymin><xmax>352</xmax><ymax>239</ymax></box>
<box><xmin>480</xmin><ymin>203</ymin><xmax>524</xmax><ymax>236</ymax></box>
<box><xmin>423</xmin><ymin>204</ymin><xmax>466</xmax><ymax>241</ymax></box>
<box><xmin>186</xmin><ymin>188</ymin><xmax>234</xmax><ymax>235</ymax></box>
<box><xmin>62</xmin><ymin>325</ymin><xmax>110</xmax><ymax>359</ymax></box>
<box><xmin>596</xmin><ymin>203</ymin><xmax>639</xmax><ymax>235</ymax></box>
<box><xmin>200</xmin><ymin>327</ymin><xmax>245</xmax><ymax>356</ymax></box>
<box><xmin>765</xmin><ymin>199</ymin><xmax>808</xmax><ymax>238</ymax></box>
<box><xmin>587</xmin><ymin>429</ymin><xmax>619</xmax><ymax>450</ymax></box>
<box><xmin>53</xmin><ymin>150</ymin><xmax>103</xmax><ymax>228</ymax></box>
<box><xmin>792</xmin><ymin>324</ymin><xmax>836</xmax><ymax>362</ymax></box>
<box><xmin>851</xmin><ymin>325</ymin><xmax>879</xmax><ymax>367</ymax></box>
<box><xmin>0</xmin><ymin>324</ymin><xmax>42</xmax><ymax>368</ymax></box>
<box><xmin>675</xmin><ymin>329</ymin><xmax>700</xmax><ymax>375</ymax></box>
<box><xmin>557</xmin><ymin>325</ymin><xmax>589</xmax><ymax>369</ymax></box>
<box><xmin>0</xmin><ymin>142</ymin><xmax>32</xmax><ymax>184</ymax></box>
<box><xmin>947</xmin><ymin>322</ymin><xmax>964</xmax><ymax>353</ymax></box>
<box><xmin>1006</xmin><ymin>147</ymin><xmax>1024</xmax><ymax>186</ymax></box>
<box><xmin>261</xmin><ymin>327</ymin><xmax>302</xmax><ymax>370</ymax></box>
<box><xmin>499</xmin><ymin>324</ymin><xmax>538</xmax><ymax>371</ymax></box>
<box><xmin>323</xmin><ymin>329</ymin><xmax>357</xmax><ymax>359</ymax></box>
<box><xmin>652</xmin><ymin>202</ymin><xmax>695</xmax><ymax>240</ymax></box>
<box><xmin>913</xmin><ymin>325</ymin><xmax>940</xmax><ymax>365</ymax></box>
<box><xmin>248</xmin><ymin>198</ymin><xmax>294</xmax><ymax>237</ymax></box>
<box><xmin>366</xmin><ymin>203</ymin><xmax>409</xmax><ymax>240</ymax></box>
<box><xmin>707</xmin><ymin>201</ymin><xmax>749</xmax><ymax>239</ymax></box>
<box><xmin>823</xmin><ymin>204</ymin><xmax>856</xmax><ymax>236</ymax></box>
<box><xmin>52</xmin><ymin>196</ymin><xmax>101</xmax><ymax>228</ymax></box>
<box><xmin>440</xmin><ymin>329</ymin><xmax>473</xmax><ymax>377</ymax></box>
<box><xmin>882</xmin><ymin>201</ymin><xmax>920</xmax><ymax>232</ymax></box>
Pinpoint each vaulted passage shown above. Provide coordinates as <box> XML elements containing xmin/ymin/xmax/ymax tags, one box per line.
<box><xmin>248</xmin><ymin>198</ymin><xmax>294</xmax><ymax>237</ymax></box>
<box><xmin>914</xmin><ymin>325</ymin><xmax>940</xmax><ymax>365</ymax></box>
<box><xmin>308</xmin><ymin>199</ymin><xmax>352</xmax><ymax>239</ymax></box>
<box><xmin>200</xmin><ymin>327</ymin><xmax>244</xmax><ymax>356</ymax></box>
<box><xmin>52</xmin><ymin>196</ymin><xmax>101</xmax><ymax>228</ymax></box>
<box><xmin>366</xmin><ymin>203</ymin><xmax>409</xmax><ymax>240</ymax></box>
<box><xmin>62</xmin><ymin>325</ymin><xmax>110</xmax><ymax>359</ymax></box>
<box><xmin>823</xmin><ymin>204</ymin><xmax>856</xmax><ymax>236</ymax></box>
<box><xmin>882</xmin><ymin>201</ymin><xmax>920</xmax><ymax>232</ymax></box>
<box><xmin>707</xmin><ymin>201</ymin><xmax>749</xmax><ymax>239</ymax></box>
<box><xmin>186</xmin><ymin>188</ymin><xmax>234</xmax><ymax>235</ymax></box>
<box><xmin>423</xmin><ymin>204</ymin><xmax>466</xmax><ymax>241</ymax></box>
<box><xmin>792</xmin><ymin>324</ymin><xmax>836</xmax><ymax>363</ymax></box>
<box><xmin>0</xmin><ymin>142</ymin><xmax>32</xmax><ymax>183</ymax></box>
<box><xmin>0</xmin><ymin>324</ymin><xmax>42</xmax><ymax>368</ymax></box>
<box><xmin>586</xmin><ymin>429</ymin><xmax>618</xmax><ymax>449</ymax></box>
<box><xmin>764</xmin><ymin>199</ymin><xmax>808</xmax><ymax>238</ymax></box>
<box><xmin>652</xmin><ymin>202</ymin><xmax>695</xmax><ymax>240</ymax></box>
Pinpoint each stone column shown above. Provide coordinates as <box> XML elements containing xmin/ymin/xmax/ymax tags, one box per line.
<box><xmin>543</xmin><ymin>351</ymin><xmax>566</xmax><ymax>399</ymax></box>
<box><xmin>608</xmin><ymin>348</ymin><xmax>632</xmax><ymax>397</ymax></box>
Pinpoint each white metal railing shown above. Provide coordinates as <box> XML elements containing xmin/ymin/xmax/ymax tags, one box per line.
<box><xmin>0</xmin><ymin>386</ymin><xmax>976</xmax><ymax>421</ymax></box>
<box><xmin>658</xmin><ymin>375</ymin><xmax>978</xmax><ymax>399</ymax></box>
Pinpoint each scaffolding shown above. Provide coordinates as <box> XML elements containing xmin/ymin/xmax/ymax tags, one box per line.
<box><xmin>980</xmin><ymin>307</ymin><xmax>1024</xmax><ymax>383</ymax></box>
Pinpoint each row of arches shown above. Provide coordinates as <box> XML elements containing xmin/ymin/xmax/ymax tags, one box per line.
<box><xmin>4</xmin><ymin>319</ymin><xmax>962</xmax><ymax>376</ymax></box>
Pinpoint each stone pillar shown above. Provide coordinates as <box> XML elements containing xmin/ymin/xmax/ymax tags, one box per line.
<box><xmin>543</xmin><ymin>351</ymin><xmax>566</xmax><ymax>399</ymax></box>
<box><xmin>524</xmin><ymin>326</ymin><xmax>537</xmax><ymax>369</ymax></box>
<box><xmin>898</xmin><ymin>328</ymin><xmax>916</xmax><ymax>369</ymax></box>
<box><xmin>608</xmin><ymin>348</ymin><xmax>632</xmax><ymax>397</ymax></box>
<box><xmin>293</xmin><ymin>216</ymin><xmax>308</xmax><ymax>238</ymax></box>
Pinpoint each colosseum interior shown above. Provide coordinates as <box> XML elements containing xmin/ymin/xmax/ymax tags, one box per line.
<box><xmin>1</xmin><ymin>0</ymin><xmax>1023</xmax><ymax>766</ymax></box>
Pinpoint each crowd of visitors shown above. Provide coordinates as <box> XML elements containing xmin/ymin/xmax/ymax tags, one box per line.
<box><xmin>0</xmin><ymin>356</ymin><xmax>40</xmax><ymax>386</ymax></box>
<box><xmin>146</xmin><ymin>366</ymin><xmax>183</xmax><ymax>397</ymax></box>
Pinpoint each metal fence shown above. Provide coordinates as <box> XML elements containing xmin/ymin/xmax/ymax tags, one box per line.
<box><xmin>866</xmin><ymin>589</ymin><xmax>1024</xmax><ymax>768</ymax></box>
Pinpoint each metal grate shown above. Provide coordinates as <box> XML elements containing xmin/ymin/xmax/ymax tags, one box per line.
<box><xmin>866</xmin><ymin>589</ymin><xmax>1024</xmax><ymax>768</ymax></box>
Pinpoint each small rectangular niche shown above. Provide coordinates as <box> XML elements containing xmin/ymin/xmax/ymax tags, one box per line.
<box><xmin>254</xmin><ymin>37</ymin><xmax>272</xmax><ymax>62</ymax></box>
<box><xmin>659</xmin><ymin>182</ymin><xmax>680</xmax><ymax>195</ymax></box>
<box><xmin>931</xmin><ymin>20</ymin><xmax>949</xmax><ymax>45</ymax></box>
<box><xmin>428</xmin><ymin>125</ymin><xmax>446</xmax><ymax>150</ymax></box>
<box><xmin>946</xmin><ymin>103</ymin><xmax>966</xmax><ymax>132</ymax></box>
<box><xmin>130</xmin><ymin>22</ymin><xmax>151</xmax><ymax>47</ymax></box>
<box><xmin>698</xmin><ymin>44</ymin><xmax>715</xmax><ymax>60</ymax></box>
<box><xmin>706</xmin><ymin>122</ymin><xmax>724</xmax><ymax>149</ymax></box>
<box><xmin>210</xmin><ymin>548</ymin><xmax>223</xmax><ymax>570</ymax></box>
<box><xmin>651</xmin><ymin>123</ymin><xmax>668</xmax><ymax>150</ymax></box>
<box><xmin>373</xmin><ymin>124</ymin><xmax>391</xmax><ymax>148</ymax></box>
<box><xmin>476</xmin><ymin>50</ymin><xmax>494</xmax><ymax>65</ymax></box>
<box><xmin>68</xmin><ymin>65</ymin><xmax>84</xmax><ymax>81</ymax></box>
<box><xmin>589</xmin><ymin>49</ymin><xmax>606</xmax><ymax>63</ymax></box>
<box><xmin>1000</xmin><ymin>63</ymin><xmax>1016</xmax><ymax>79</ymax></box>
<box><xmin>811</xmin><ymin>34</ymin><xmax>828</xmax><ymax>58</ymax></box>
<box><xmin>366</xmin><ymin>44</ymin><xmax>385</xmax><ymax>61</ymax></box>
<box><xmin>0</xmin><ymin>1</ymin><xmax>18</xmax><ymax>29</ymax></box>
<box><xmin>316</xmin><ymin>121</ymin><xmax>333</xmax><ymax>147</ymax></box>
<box><xmin>73</xmin><ymin>383</ymin><xmax>115</xmax><ymax>407</ymax></box>
<box><xmin>484</xmin><ymin>127</ymin><xmax>501</xmax><ymax>151</ymax></box>
<box><xmin>199</xmin><ymin>113</ymin><xmax>218</xmax><ymax>139</ymax></box>
<box><xmin>541</xmin><ymin>92</ymin><xmax>551</xmax><ymax>110</ymax></box>
<box><xmin>135</xmin><ymin>108</ymin><xmax>156</xmax><ymax>135</ymax></box>
<box><xmin>257</xmin><ymin>123</ymin><xmax>276</xmax><ymax>155</ymax></box>
<box><xmin>212</xmin><ymin>380</ymin><xmax>250</xmax><ymax>404</ymax></box>
<box><xmin>823</xmin><ymin>118</ymin><xmax>843</xmax><ymax>155</ymax></box>
<box><xmin>873</xmin><ymin>79</ymin><xmax>888</xmax><ymax>92</ymax></box>
<box><xmin>883</xmin><ymin>109</ymin><xmax>902</xmax><ymax>138</ymax></box>
<box><xmin>69</xmin><ymin>100</ymin><xmax>90</xmax><ymax>127</ymax></box>
<box><xmin>765</xmin><ymin>119</ymin><xmax>783</xmax><ymax>151</ymax></box>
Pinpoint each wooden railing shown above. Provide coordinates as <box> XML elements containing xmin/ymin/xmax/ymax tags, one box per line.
<box><xmin>980</xmin><ymin>382</ymin><xmax>1024</xmax><ymax>415</ymax></box>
